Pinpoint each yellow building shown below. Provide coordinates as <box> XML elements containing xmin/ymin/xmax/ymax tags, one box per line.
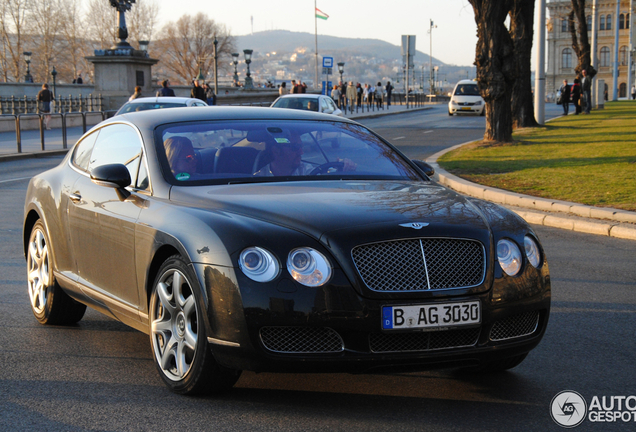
<box><xmin>547</xmin><ymin>0</ymin><xmax>635</xmax><ymax>99</ymax></box>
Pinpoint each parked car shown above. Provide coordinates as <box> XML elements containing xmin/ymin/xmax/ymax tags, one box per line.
<box><xmin>24</xmin><ymin>106</ymin><xmax>550</xmax><ymax>395</ymax></box>
<box><xmin>271</xmin><ymin>94</ymin><xmax>344</xmax><ymax>116</ymax></box>
<box><xmin>448</xmin><ymin>80</ymin><xmax>485</xmax><ymax>116</ymax></box>
<box><xmin>115</xmin><ymin>96</ymin><xmax>208</xmax><ymax>116</ymax></box>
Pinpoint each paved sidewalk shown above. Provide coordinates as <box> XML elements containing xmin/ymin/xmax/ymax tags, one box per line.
<box><xmin>427</xmin><ymin>143</ymin><xmax>636</xmax><ymax>241</ymax></box>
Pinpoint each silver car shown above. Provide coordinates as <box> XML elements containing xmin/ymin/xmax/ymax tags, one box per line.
<box><xmin>271</xmin><ymin>94</ymin><xmax>344</xmax><ymax>117</ymax></box>
<box><xmin>115</xmin><ymin>97</ymin><xmax>208</xmax><ymax>116</ymax></box>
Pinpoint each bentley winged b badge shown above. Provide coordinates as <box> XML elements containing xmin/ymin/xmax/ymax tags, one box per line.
<box><xmin>399</xmin><ymin>222</ymin><xmax>430</xmax><ymax>229</ymax></box>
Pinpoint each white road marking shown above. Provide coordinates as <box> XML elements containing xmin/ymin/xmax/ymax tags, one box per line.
<box><xmin>423</xmin><ymin>130</ymin><xmax>434</xmax><ymax>134</ymax></box>
<box><xmin>393</xmin><ymin>136</ymin><xmax>406</xmax><ymax>140</ymax></box>
<box><xmin>0</xmin><ymin>176</ymin><xmax>32</xmax><ymax>184</ymax></box>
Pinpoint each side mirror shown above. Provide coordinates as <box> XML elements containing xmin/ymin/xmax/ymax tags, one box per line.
<box><xmin>411</xmin><ymin>160</ymin><xmax>435</xmax><ymax>177</ymax></box>
<box><xmin>90</xmin><ymin>164</ymin><xmax>132</xmax><ymax>199</ymax></box>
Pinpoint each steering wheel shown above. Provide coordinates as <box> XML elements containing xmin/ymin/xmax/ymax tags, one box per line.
<box><xmin>310</xmin><ymin>161</ymin><xmax>345</xmax><ymax>175</ymax></box>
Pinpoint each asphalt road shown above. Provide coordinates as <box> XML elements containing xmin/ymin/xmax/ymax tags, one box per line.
<box><xmin>1</xmin><ymin>106</ymin><xmax>635</xmax><ymax>431</ymax></box>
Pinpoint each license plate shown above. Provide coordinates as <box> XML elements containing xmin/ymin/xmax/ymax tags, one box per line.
<box><xmin>460</xmin><ymin>107</ymin><xmax>472</xmax><ymax>110</ymax></box>
<box><xmin>382</xmin><ymin>301</ymin><xmax>480</xmax><ymax>330</ymax></box>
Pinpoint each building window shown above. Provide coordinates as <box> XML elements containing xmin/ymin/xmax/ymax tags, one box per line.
<box><xmin>600</xmin><ymin>15</ymin><xmax>605</xmax><ymax>30</ymax></box>
<box><xmin>619</xmin><ymin>13</ymin><xmax>625</xmax><ymax>29</ymax></box>
<box><xmin>619</xmin><ymin>83</ymin><xmax>626</xmax><ymax>98</ymax></box>
<box><xmin>587</xmin><ymin>15</ymin><xmax>591</xmax><ymax>31</ymax></box>
<box><xmin>562</xmin><ymin>19</ymin><xmax>569</xmax><ymax>33</ymax></box>
<box><xmin>606</xmin><ymin>14</ymin><xmax>612</xmax><ymax>30</ymax></box>
<box><xmin>620</xmin><ymin>46</ymin><xmax>628</xmax><ymax>65</ymax></box>
<box><xmin>627</xmin><ymin>14</ymin><xmax>631</xmax><ymax>29</ymax></box>
<box><xmin>600</xmin><ymin>47</ymin><xmax>610</xmax><ymax>67</ymax></box>
<box><xmin>562</xmin><ymin>48</ymin><xmax>573</xmax><ymax>69</ymax></box>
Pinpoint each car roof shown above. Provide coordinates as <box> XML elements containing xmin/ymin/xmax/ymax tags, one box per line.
<box><xmin>110</xmin><ymin>105</ymin><xmax>356</xmax><ymax>129</ymax></box>
<box><xmin>276</xmin><ymin>94</ymin><xmax>322</xmax><ymax>100</ymax></box>
<box><xmin>454</xmin><ymin>80</ymin><xmax>478</xmax><ymax>86</ymax></box>
<box><xmin>123</xmin><ymin>97</ymin><xmax>200</xmax><ymax>104</ymax></box>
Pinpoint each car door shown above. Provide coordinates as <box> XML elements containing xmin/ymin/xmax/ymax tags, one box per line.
<box><xmin>67</xmin><ymin>123</ymin><xmax>146</xmax><ymax>321</ymax></box>
<box><xmin>320</xmin><ymin>97</ymin><xmax>334</xmax><ymax>114</ymax></box>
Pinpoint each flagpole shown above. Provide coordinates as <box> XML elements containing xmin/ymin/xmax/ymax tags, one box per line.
<box><xmin>315</xmin><ymin>0</ymin><xmax>319</xmax><ymax>91</ymax></box>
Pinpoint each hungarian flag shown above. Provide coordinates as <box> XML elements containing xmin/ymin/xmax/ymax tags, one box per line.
<box><xmin>316</xmin><ymin>8</ymin><xmax>329</xmax><ymax>20</ymax></box>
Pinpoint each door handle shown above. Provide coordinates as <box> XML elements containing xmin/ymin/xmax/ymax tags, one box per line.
<box><xmin>69</xmin><ymin>193</ymin><xmax>81</xmax><ymax>203</ymax></box>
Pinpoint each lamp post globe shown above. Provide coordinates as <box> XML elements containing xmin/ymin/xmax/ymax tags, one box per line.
<box><xmin>23</xmin><ymin>51</ymin><xmax>33</xmax><ymax>83</ymax></box>
<box><xmin>337</xmin><ymin>62</ymin><xmax>345</xmax><ymax>83</ymax></box>
<box><xmin>243</xmin><ymin>49</ymin><xmax>254</xmax><ymax>89</ymax></box>
<box><xmin>232</xmin><ymin>52</ymin><xmax>240</xmax><ymax>87</ymax></box>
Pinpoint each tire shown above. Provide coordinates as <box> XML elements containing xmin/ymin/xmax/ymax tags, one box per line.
<box><xmin>27</xmin><ymin>220</ymin><xmax>86</xmax><ymax>325</ymax></box>
<box><xmin>448</xmin><ymin>110</ymin><xmax>453</xmax><ymax>116</ymax></box>
<box><xmin>480</xmin><ymin>109</ymin><xmax>485</xmax><ymax>117</ymax></box>
<box><xmin>149</xmin><ymin>255</ymin><xmax>241</xmax><ymax>395</ymax></box>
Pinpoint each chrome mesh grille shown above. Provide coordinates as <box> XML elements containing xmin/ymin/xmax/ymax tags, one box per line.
<box><xmin>369</xmin><ymin>328</ymin><xmax>480</xmax><ymax>353</ymax></box>
<box><xmin>490</xmin><ymin>311</ymin><xmax>540</xmax><ymax>341</ymax></box>
<box><xmin>352</xmin><ymin>238</ymin><xmax>485</xmax><ymax>292</ymax></box>
<box><xmin>260</xmin><ymin>326</ymin><xmax>344</xmax><ymax>353</ymax></box>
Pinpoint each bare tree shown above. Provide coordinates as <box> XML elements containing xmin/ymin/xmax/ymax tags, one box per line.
<box><xmin>155</xmin><ymin>12</ymin><xmax>236</xmax><ymax>84</ymax></box>
<box><xmin>510</xmin><ymin>0</ymin><xmax>538</xmax><ymax>129</ymax></box>
<box><xmin>25</xmin><ymin>0</ymin><xmax>65</xmax><ymax>83</ymax></box>
<box><xmin>0</xmin><ymin>0</ymin><xmax>29</xmax><ymax>82</ymax></box>
<box><xmin>57</xmin><ymin>0</ymin><xmax>91</xmax><ymax>83</ymax></box>
<box><xmin>127</xmin><ymin>0</ymin><xmax>160</xmax><ymax>46</ymax></box>
<box><xmin>85</xmin><ymin>0</ymin><xmax>117</xmax><ymax>49</ymax></box>
<box><xmin>469</xmin><ymin>0</ymin><xmax>516</xmax><ymax>142</ymax></box>
<box><xmin>569</xmin><ymin>0</ymin><xmax>596</xmax><ymax>77</ymax></box>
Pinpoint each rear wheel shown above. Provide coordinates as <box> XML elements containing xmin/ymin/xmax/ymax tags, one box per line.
<box><xmin>149</xmin><ymin>255</ymin><xmax>241</xmax><ymax>395</ymax></box>
<box><xmin>27</xmin><ymin>220</ymin><xmax>86</xmax><ymax>325</ymax></box>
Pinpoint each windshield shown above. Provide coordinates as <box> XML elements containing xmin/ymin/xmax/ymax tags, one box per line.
<box><xmin>453</xmin><ymin>84</ymin><xmax>480</xmax><ymax>96</ymax></box>
<box><xmin>272</xmin><ymin>98</ymin><xmax>319</xmax><ymax>112</ymax></box>
<box><xmin>156</xmin><ymin>120</ymin><xmax>422</xmax><ymax>185</ymax></box>
<box><xmin>118</xmin><ymin>102</ymin><xmax>186</xmax><ymax>114</ymax></box>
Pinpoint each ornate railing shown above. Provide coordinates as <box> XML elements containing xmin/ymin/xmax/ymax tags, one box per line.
<box><xmin>0</xmin><ymin>94</ymin><xmax>104</xmax><ymax>115</ymax></box>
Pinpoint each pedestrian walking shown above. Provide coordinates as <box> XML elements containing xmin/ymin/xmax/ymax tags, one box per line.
<box><xmin>631</xmin><ymin>85</ymin><xmax>635</xmax><ymax>100</ymax></box>
<box><xmin>129</xmin><ymin>86</ymin><xmax>143</xmax><ymax>101</ymax></box>
<box><xmin>385</xmin><ymin>81</ymin><xmax>393</xmax><ymax>109</ymax></box>
<box><xmin>191</xmin><ymin>80</ymin><xmax>206</xmax><ymax>102</ymax></box>
<box><xmin>291</xmin><ymin>80</ymin><xmax>299</xmax><ymax>94</ymax></box>
<box><xmin>203</xmin><ymin>83</ymin><xmax>216</xmax><ymax>105</ymax></box>
<box><xmin>301</xmin><ymin>82</ymin><xmax>307</xmax><ymax>93</ymax></box>
<box><xmin>37</xmin><ymin>83</ymin><xmax>53</xmax><ymax>130</ymax></box>
<box><xmin>571</xmin><ymin>78</ymin><xmax>581</xmax><ymax>115</ymax></box>
<box><xmin>346</xmin><ymin>81</ymin><xmax>357</xmax><ymax>113</ymax></box>
<box><xmin>356</xmin><ymin>83</ymin><xmax>363</xmax><ymax>109</ymax></box>
<box><xmin>368</xmin><ymin>83</ymin><xmax>375</xmax><ymax>108</ymax></box>
<box><xmin>330</xmin><ymin>85</ymin><xmax>341</xmax><ymax>108</ymax></box>
<box><xmin>363</xmin><ymin>84</ymin><xmax>369</xmax><ymax>107</ymax></box>
<box><xmin>559</xmin><ymin>79</ymin><xmax>571</xmax><ymax>115</ymax></box>
<box><xmin>157</xmin><ymin>80</ymin><xmax>175</xmax><ymax>97</ymax></box>
<box><xmin>581</xmin><ymin>69</ymin><xmax>592</xmax><ymax>114</ymax></box>
<box><xmin>375</xmin><ymin>82</ymin><xmax>383</xmax><ymax>109</ymax></box>
<box><xmin>279</xmin><ymin>82</ymin><xmax>288</xmax><ymax>95</ymax></box>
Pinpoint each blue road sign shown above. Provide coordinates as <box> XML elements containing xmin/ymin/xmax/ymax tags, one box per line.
<box><xmin>323</xmin><ymin>57</ymin><xmax>333</xmax><ymax>68</ymax></box>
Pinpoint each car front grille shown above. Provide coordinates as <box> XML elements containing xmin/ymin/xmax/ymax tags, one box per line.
<box><xmin>489</xmin><ymin>311</ymin><xmax>540</xmax><ymax>341</ymax></box>
<box><xmin>352</xmin><ymin>238</ymin><xmax>485</xmax><ymax>292</ymax></box>
<box><xmin>369</xmin><ymin>327</ymin><xmax>481</xmax><ymax>353</ymax></box>
<box><xmin>260</xmin><ymin>326</ymin><xmax>344</xmax><ymax>353</ymax></box>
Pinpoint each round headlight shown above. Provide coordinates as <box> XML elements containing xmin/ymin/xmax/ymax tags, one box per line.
<box><xmin>287</xmin><ymin>247</ymin><xmax>332</xmax><ymax>287</ymax></box>
<box><xmin>497</xmin><ymin>239</ymin><xmax>522</xmax><ymax>276</ymax></box>
<box><xmin>524</xmin><ymin>235</ymin><xmax>541</xmax><ymax>268</ymax></box>
<box><xmin>239</xmin><ymin>247</ymin><xmax>279</xmax><ymax>282</ymax></box>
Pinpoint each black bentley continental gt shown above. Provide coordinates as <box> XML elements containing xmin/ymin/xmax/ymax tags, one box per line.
<box><xmin>24</xmin><ymin>107</ymin><xmax>550</xmax><ymax>395</ymax></box>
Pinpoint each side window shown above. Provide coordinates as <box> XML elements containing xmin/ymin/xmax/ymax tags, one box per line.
<box><xmin>88</xmin><ymin>124</ymin><xmax>143</xmax><ymax>186</ymax></box>
<box><xmin>72</xmin><ymin>130</ymin><xmax>100</xmax><ymax>171</ymax></box>
<box><xmin>136</xmin><ymin>155</ymin><xmax>150</xmax><ymax>191</ymax></box>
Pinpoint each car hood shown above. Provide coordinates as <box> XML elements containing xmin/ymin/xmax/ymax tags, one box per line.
<box><xmin>169</xmin><ymin>180</ymin><xmax>491</xmax><ymax>244</ymax></box>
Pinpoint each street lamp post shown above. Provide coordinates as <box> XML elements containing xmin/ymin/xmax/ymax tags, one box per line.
<box><xmin>243</xmin><ymin>49</ymin><xmax>254</xmax><ymax>89</ymax></box>
<box><xmin>195</xmin><ymin>59</ymin><xmax>205</xmax><ymax>84</ymax></box>
<box><xmin>50</xmin><ymin>66</ymin><xmax>57</xmax><ymax>101</ymax></box>
<box><xmin>428</xmin><ymin>20</ymin><xmax>437</xmax><ymax>95</ymax></box>
<box><xmin>337</xmin><ymin>62</ymin><xmax>345</xmax><ymax>83</ymax></box>
<box><xmin>23</xmin><ymin>51</ymin><xmax>33</xmax><ymax>83</ymax></box>
<box><xmin>232</xmin><ymin>53</ymin><xmax>239</xmax><ymax>87</ymax></box>
<box><xmin>213</xmin><ymin>35</ymin><xmax>219</xmax><ymax>95</ymax></box>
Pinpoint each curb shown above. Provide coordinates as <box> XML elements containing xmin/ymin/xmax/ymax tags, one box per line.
<box><xmin>0</xmin><ymin>149</ymin><xmax>69</xmax><ymax>162</ymax></box>
<box><xmin>426</xmin><ymin>143</ymin><xmax>636</xmax><ymax>241</ymax></box>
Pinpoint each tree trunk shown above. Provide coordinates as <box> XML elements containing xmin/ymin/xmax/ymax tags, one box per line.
<box><xmin>469</xmin><ymin>0</ymin><xmax>515</xmax><ymax>142</ymax></box>
<box><xmin>569</xmin><ymin>0</ymin><xmax>597</xmax><ymax>77</ymax></box>
<box><xmin>510</xmin><ymin>0</ymin><xmax>538</xmax><ymax>129</ymax></box>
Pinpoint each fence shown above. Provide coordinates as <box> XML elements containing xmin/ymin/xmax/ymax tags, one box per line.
<box><xmin>0</xmin><ymin>94</ymin><xmax>104</xmax><ymax>115</ymax></box>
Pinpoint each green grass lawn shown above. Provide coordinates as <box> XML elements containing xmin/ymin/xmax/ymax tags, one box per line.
<box><xmin>438</xmin><ymin>101</ymin><xmax>636</xmax><ymax>211</ymax></box>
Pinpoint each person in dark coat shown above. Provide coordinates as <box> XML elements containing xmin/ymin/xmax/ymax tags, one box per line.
<box><xmin>559</xmin><ymin>79</ymin><xmax>571</xmax><ymax>115</ymax></box>
<box><xmin>385</xmin><ymin>81</ymin><xmax>393</xmax><ymax>108</ymax></box>
<box><xmin>190</xmin><ymin>80</ymin><xmax>206</xmax><ymax>102</ymax></box>
<box><xmin>571</xmin><ymin>78</ymin><xmax>581</xmax><ymax>115</ymax></box>
<box><xmin>157</xmin><ymin>80</ymin><xmax>175</xmax><ymax>97</ymax></box>
<box><xmin>37</xmin><ymin>83</ymin><xmax>53</xmax><ymax>130</ymax></box>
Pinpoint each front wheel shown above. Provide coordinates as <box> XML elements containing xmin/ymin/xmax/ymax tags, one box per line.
<box><xmin>149</xmin><ymin>255</ymin><xmax>241</xmax><ymax>395</ymax></box>
<box><xmin>27</xmin><ymin>220</ymin><xmax>86</xmax><ymax>325</ymax></box>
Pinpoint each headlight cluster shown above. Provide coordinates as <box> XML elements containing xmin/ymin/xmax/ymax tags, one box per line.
<box><xmin>239</xmin><ymin>246</ymin><xmax>332</xmax><ymax>287</ymax></box>
<box><xmin>451</xmin><ymin>100</ymin><xmax>458</xmax><ymax>106</ymax></box>
<box><xmin>496</xmin><ymin>235</ymin><xmax>542</xmax><ymax>276</ymax></box>
<box><xmin>475</xmin><ymin>100</ymin><xmax>483</xmax><ymax>106</ymax></box>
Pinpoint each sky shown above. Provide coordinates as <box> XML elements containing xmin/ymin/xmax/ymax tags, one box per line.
<box><xmin>151</xmin><ymin>0</ymin><xmax>480</xmax><ymax>66</ymax></box>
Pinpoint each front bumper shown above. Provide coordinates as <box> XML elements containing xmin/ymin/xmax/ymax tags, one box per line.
<box><xmin>196</xmin><ymin>263</ymin><xmax>551</xmax><ymax>373</ymax></box>
<box><xmin>449</xmin><ymin>103</ymin><xmax>484</xmax><ymax>115</ymax></box>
